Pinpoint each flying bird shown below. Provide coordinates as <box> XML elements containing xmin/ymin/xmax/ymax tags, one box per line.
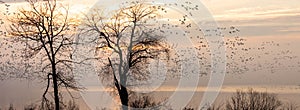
<box><xmin>5</xmin><ymin>4</ymin><xmax>10</xmax><ymax>7</ymax></box>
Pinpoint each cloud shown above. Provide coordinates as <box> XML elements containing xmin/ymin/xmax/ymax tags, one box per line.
<box><xmin>236</xmin><ymin>25</ymin><xmax>299</xmax><ymax>37</ymax></box>
<box><xmin>210</xmin><ymin>5</ymin><xmax>300</xmax><ymax>37</ymax></box>
<box><xmin>1</xmin><ymin>0</ymin><xmax>26</xmax><ymax>3</ymax></box>
<box><xmin>214</xmin><ymin>7</ymin><xmax>300</xmax><ymax>21</ymax></box>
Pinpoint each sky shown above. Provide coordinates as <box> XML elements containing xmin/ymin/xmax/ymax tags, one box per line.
<box><xmin>200</xmin><ymin>0</ymin><xmax>300</xmax><ymax>37</ymax></box>
<box><xmin>1</xmin><ymin>0</ymin><xmax>299</xmax><ymax>38</ymax></box>
<box><xmin>0</xmin><ymin>0</ymin><xmax>300</xmax><ymax>109</ymax></box>
<box><xmin>2</xmin><ymin>0</ymin><xmax>300</xmax><ymax>37</ymax></box>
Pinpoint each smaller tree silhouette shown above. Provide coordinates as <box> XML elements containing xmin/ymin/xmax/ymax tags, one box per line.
<box><xmin>8</xmin><ymin>104</ymin><xmax>15</xmax><ymax>110</ymax></box>
<box><xmin>225</xmin><ymin>88</ymin><xmax>282</xmax><ymax>110</ymax></box>
<box><xmin>129</xmin><ymin>94</ymin><xmax>169</xmax><ymax>109</ymax></box>
<box><xmin>281</xmin><ymin>102</ymin><xmax>299</xmax><ymax>110</ymax></box>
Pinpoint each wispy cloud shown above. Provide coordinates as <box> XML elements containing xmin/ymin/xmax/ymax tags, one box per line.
<box><xmin>214</xmin><ymin>7</ymin><xmax>300</xmax><ymax>21</ymax></box>
<box><xmin>207</xmin><ymin>3</ymin><xmax>300</xmax><ymax>37</ymax></box>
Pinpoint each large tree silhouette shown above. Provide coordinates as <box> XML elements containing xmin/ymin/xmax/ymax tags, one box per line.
<box><xmin>2</xmin><ymin>0</ymin><xmax>80</xmax><ymax>109</ymax></box>
<box><xmin>83</xmin><ymin>3</ymin><xmax>170</xmax><ymax>109</ymax></box>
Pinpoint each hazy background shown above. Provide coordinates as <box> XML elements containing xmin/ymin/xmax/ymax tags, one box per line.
<box><xmin>0</xmin><ymin>0</ymin><xmax>300</xmax><ymax>109</ymax></box>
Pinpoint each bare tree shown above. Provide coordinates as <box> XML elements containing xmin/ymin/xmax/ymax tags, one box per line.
<box><xmin>280</xmin><ymin>102</ymin><xmax>299</xmax><ymax>110</ymax></box>
<box><xmin>2</xmin><ymin>0</ymin><xmax>80</xmax><ymax>109</ymax></box>
<box><xmin>128</xmin><ymin>94</ymin><xmax>169</xmax><ymax>109</ymax></box>
<box><xmin>83</xmin><ymin>3</ymin><xmax>170</xmax><ymax>110</ymax></box>
<box><xmin>225</xmin><ymin>88</ymin><xmax>282</xmax><ymax>110</ymax></box>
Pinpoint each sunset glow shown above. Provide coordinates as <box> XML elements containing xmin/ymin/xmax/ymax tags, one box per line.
<box><xmin>0</xmin><ymin>0</ymin><xmax>300</xmax><ymax>110</ymax></box>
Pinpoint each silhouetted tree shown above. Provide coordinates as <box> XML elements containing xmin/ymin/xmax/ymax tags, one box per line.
<box><xmin>226</xmin><ymin>88</ymin><xmax>282</xmax><ymax>110</ymax></box>
<box><xmin>129</xmin><ymin>94</ymin><xmax>169</xmax><ymax>109</ymax></box>
<box><xmin>8</xmin><ymin>104</ymin><xmax>15</xmax><ymax>110</ymax></box>
<box><xmin>281</xmin><ymin>102</ymin><xmax>299</xmax><ymax>110</ymax></box>
<box><xmin>83</xmin><ymin>3</ymin><xmax>170</xmax><ymax>109</ymax></box>
<box><xmin>1</xmin><ymin>0</ymin><xmax>80</xmax><ymax>109</ymax></box>
<box><xmin>22</xmin><ymin>100</ymin><xmax>79</xmax><ymax>110</ymax></box>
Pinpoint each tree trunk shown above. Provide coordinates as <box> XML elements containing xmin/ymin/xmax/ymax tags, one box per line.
<box><xmin>109</xmin><ymin>58</ymin><xmax>129</xmax><ymax>110</ymax></box>
<box><xmin>118</xmin><ymin>85</ymin><xmax>129</xmax><ymax>110</ymax></box>
<box><xmin>52</xmin><ymin>64</ymin><xmax>60</xmax><ymax>110</ymax></box>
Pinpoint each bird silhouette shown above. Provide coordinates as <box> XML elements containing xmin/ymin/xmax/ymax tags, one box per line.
<box><xmin>5</xmin><ymin>4</ymin><xmax>10</xmax><ymax>7</ymax></box>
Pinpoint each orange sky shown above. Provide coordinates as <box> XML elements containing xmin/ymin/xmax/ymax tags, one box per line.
<box><xmin>1</xmin><ymin>0</ymin><xmax>299</xmax><ymax>83</ymax></box>
<box><xmin>1</xmin><ymin>0</ymin><xmax>300</xmax><ymax>38</ymax></box>
<box><xmin>0</xmin><ymin>0</ymin><xmax>300</xmax><ymax>109</ymax></box>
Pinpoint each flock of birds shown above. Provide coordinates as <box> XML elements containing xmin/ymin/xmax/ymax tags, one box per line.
<box><xmin>126</xmin><ymin>1</ymin><xmax>300</xmax><ymax>80</ymax></box>
<box><xmin>90</xmin><ymin>1</ymin><xmax>300</xmax><ymax>84</ymax></box>
<box><xmin>0</xmin><ymin>1</ymin><xmax>299</xmax><ymax>109</ymax></box>
<box><xmin>0</xmin><ymin>0</ymin><xmax>299</xmax><ymax>88</ymax></box>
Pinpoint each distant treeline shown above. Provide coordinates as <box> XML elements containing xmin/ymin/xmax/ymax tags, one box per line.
<box><xmin>1</xmin><ymin>88</ymin><xmax>299</xmax><ymax>110</ymax></box>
